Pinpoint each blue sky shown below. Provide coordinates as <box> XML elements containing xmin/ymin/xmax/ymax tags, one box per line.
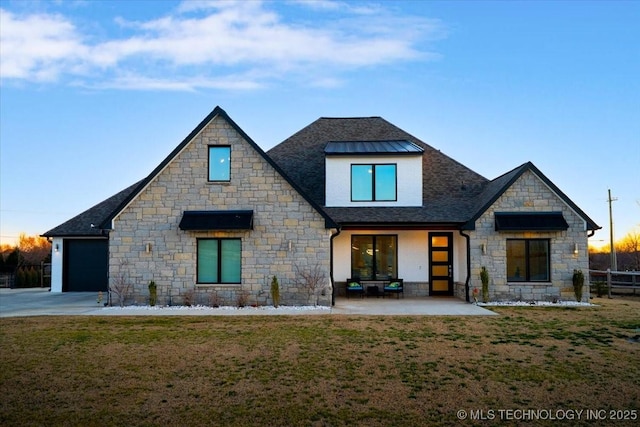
<box><xmin>1</xmin><ymin>0</ymin><xmax>638</xmax><ymax>249</ymax></box>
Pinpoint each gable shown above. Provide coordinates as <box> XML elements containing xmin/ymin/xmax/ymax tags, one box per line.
<box><xmin>103</xmin><ymin>107</ymin><xmax>335</xmax><ymax>230</ymax></box>
<box><xmin>463</xmin><ymin>162</ymin><xmax>600</xmax><ymax>232</ymax></box>
<box><xmin>468</xmin><ymin>166</ymin><xmax>599</xmax><ymax>233</ymax></box>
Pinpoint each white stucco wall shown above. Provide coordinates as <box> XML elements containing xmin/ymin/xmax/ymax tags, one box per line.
<box><xmin>333</xmin><ymin>229</ymin><xmax>466</xmax><ymax>285</ymax></box>
<box><xmin>50</xmin><ymin>237</ymin><xmax>63</xmax><ymax>292</ymax></box>
<box><xmin>325</xmin><ymin>155</ymin><xmax>423</xmax><ymax>207</ymax></box>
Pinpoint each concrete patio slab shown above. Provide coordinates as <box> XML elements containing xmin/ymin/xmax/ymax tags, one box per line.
<box><xmin>0</xmin><ymin>289</ymin><xmax>497</xmax><ymax>317</ymax></box>
<box><xmin>332</xmin><ymin>296</ymin><xmax>498</xmax><ymax>315</ymax></box>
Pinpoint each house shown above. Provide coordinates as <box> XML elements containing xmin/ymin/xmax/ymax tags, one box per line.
<box><xmin>43</xmin><ymin>106</ymin><xmax>600</xmax><ymax>305</ymax></box>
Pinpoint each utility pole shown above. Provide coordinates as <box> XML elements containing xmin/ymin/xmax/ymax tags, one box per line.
<box><xmin>608</xmin><ymin>189</ymin><xmax>617</xmax><ymax>271</ymax></box>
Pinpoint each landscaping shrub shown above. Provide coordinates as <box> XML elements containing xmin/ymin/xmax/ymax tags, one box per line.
<box><xmin>573</xmin><ymin>269</ymin><xmax>585</xmax><ymax>302</ymax></box>
<box><xmin>148</xmin><ymin>280</ymin><xmax>157</xmax><ymax>306</ymax></box>
<box><xmin>270</xmin><ymin>276</ymin><xmax>280</xmax><ymax>308</ymax></box>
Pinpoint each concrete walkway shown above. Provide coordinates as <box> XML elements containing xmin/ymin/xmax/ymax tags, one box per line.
<box><xmin>0</xmin><ymin>288</ymin><xmax>497</xmax><ymax>317</ymax></box>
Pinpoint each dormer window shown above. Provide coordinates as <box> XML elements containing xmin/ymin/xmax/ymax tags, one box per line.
<box><xmin>351</xmin><ymin>164</ymin><xmax>397</xmax><ymax>202</ymax></box>
<box><xmin>324</xmin><ymin>140</ymin><xmax>423</xmax><ymax>207</ymax></box>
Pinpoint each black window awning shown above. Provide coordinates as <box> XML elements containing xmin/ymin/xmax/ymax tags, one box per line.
<box><xmin>179</xmin><ymin>210</ymin><xmax>253</xmax><ymax>231</ymax></box>
<box><xmin>495</xmin><ymin>212</ymin><xmax>568</xmax><ymax>232</ymax></box>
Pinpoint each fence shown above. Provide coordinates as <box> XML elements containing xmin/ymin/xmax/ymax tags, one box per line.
<box><xmin>589</xmin><ymin>269</ymin><xmax>640</xmax><ymax>298</ymax></box>
<box><xmin>0</xmin><ymin>263</ymin><xmax>51</xmax><ymax>288</ymax></box>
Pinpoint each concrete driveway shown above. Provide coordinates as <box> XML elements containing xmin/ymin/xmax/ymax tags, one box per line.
<box><xmin>0</xmin><ymin>288</ymin><xmax>497</xmax><ymax>317</ymax></box>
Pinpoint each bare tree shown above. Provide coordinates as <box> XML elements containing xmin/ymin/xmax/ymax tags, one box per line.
<box><xmin>616</xmin><ymin>231</ymin><xmax>640</xmax><ymax>270</ymax></box>
<box><xmin>292</xmin><ymin>263</ymin><xmax>327</xmax><ymax>306</ymax></box>
<box><xmin>17</xmin><ymin>234</ymin><xmax>51</xmax><ymax>266</ymax></box>
<box><xmin>110</xmin><ymin>261</ymin><xmax>132</xmax><ymax>307</ymax></box>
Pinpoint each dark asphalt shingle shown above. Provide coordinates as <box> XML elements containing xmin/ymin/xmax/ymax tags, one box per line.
<box><xmin>267</xmin><ymin>116</ymin><xmax>489</xmax><ymax>225</ymax></box>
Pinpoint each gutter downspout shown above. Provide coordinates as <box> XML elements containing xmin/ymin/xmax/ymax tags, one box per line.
<box><xmin>459</xmin><ymin>229</ymin><xmax>471</xmax><ymax>302</ymax></box>
<box><xmin>330</xmin><ymin>227</ymin><xmax>342</xmax><ymax>306</ymax></box>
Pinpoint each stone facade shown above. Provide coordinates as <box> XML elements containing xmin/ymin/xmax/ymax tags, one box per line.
<box><xmin>466</xmin><ymin>170</ymin><xmax>590</xmax><ymax>302</ymax></box>
<box><xmin>108</xmin><ymin>115</ymin><xmax>332</xmax><ymax>307</ymax></box>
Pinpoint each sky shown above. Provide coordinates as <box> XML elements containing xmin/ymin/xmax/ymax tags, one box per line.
<box><xmin>1</xmin><ymin>0</ymin><xmax>638</xmax><ymax>250</ymax></box>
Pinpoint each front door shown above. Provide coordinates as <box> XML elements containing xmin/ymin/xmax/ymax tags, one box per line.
<box><xmin>429</xmin><ymin>232</ymin><xmax>453</xmax><ymax>296</ymax></box>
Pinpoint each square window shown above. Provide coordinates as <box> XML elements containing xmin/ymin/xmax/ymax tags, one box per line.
<box><xmin>351</xmin><ymin>235</ymin><xmax>397</xmax><ymax>280</ymax></box>
<box><xmin>507</xmin><ymin>239</ymin><xmax>550</xmax><ymax>282</ymax></box>
<box><xmin>197</xmin><ymin>238</ymin><xmax>241</xmax><ymax>284</ymax></box>
<box><xmin>208</xmin><ymin>146</ymin><xmax>231</xmax><ymax>181</ymax></box>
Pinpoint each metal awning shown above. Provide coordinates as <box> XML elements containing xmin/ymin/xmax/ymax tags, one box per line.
<box><xmin>494</xmin><ymin>212</ymin><xmax>568</xmax><ymax>232</ymax></box>
<box><xmin>179</xmin><ymin>210</ymin><xmax>253</xmax><ymax>231</ymax></box>
<box><xmin>324</xmin><ymin>140</ymin><xmax>424</xmax><ymax>155</ymax></box>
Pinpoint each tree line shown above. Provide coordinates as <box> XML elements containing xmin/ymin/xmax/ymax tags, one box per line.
<box><xmin>589</xmin><ymin>230</ymin><xmax>640</xmax><ymax>271</ymax></box>
<box><xmin>0</xmin><ymin>234</ymin><xmax>51</xmax><ymax>287</ymax></box>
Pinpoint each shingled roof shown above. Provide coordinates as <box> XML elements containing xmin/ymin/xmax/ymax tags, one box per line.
<box><xmin>42</xmin><ymin>181</ymin><xmax>142</xmax><ymax>237</ymax></box>
<box><xmin>462</xmin><ymin>162</ymin><xmax>600</xmax><ymax>231</ymax></box>
<box><xmin>45</xmin><ymin>111</ymin><xmax>600</xmax><ymax>236</ymax></box>
<box><xmin>267</xmin><ymin>117</ymin><xmax>489</xmax><ymax>226</ymax></box>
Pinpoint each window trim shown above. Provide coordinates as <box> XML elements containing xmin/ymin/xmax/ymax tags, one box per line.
<box><xmin>208</xmin><ymin>145</ymin><xmax>231</xmax><ymax>182</ymax></box>
<box><xmin>506</xmin><ymin>238</ymin><xmax>551</xmax><ymax>283</ymax></box>
<box><xmin>197</xmin><ymin>238</ymin><xmax>241</xmax><ymax>284</ymax></box>
<box><xmin>350</xmin><ymin>163</ymin><xmax>397</xmax><ymax>202</ymax></box>
<box><xmin>350</xmin><ymin>234</ymin><xmax>398</xmax><ymax>280</ymax></box>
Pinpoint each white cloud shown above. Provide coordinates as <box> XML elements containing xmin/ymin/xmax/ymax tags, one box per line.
<box><xmin>0</xmin><ymin>9</ymin><xmax>87</xmax><ymax>81</ymax></box>
<box><xmin>0</xmin><ymin>1</ymin><xmax>443</xmax><ymax>91</ymax></box>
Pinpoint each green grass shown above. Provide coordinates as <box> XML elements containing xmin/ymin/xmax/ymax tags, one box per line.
<box><xmin>0</xmin><ymin>297</ymin><xmax>639</xmax><ymax>426</ymax></box>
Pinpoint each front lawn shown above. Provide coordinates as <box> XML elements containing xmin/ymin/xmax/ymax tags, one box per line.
<box><xmin>1</xmin><ymin>297</ymin><xmax>638</xmax><ymax>426</ymax></box>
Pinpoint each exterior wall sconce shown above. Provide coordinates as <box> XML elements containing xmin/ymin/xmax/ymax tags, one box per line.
<box><xmin>481</xmin><ymin>243</ymin><xmax>487</xmax><ymax>255</ymax></box>
<box><xmin>145</xmin><ymin>243</ymin><xmax>152</xmax><ymax>253</ymax></box>
<box><xmin>54</xmin><ymin>244</ymin><xmax>59</xmax><ymax>252</ymax></box>
<box><xmin>574</xmin><ymin>243</ymin><xmax>579</xmax><ymax>255</ymax></box>
<box><xmin>288</xmin><ymin>240</ymin><xmax>292</xmax><ymax>252</ymax></box>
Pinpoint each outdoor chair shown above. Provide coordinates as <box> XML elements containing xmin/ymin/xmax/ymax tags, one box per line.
<box><xmin>383</xmin><ymin>279</ymin><xmax>404</xmax><ymax>298</ymax></box>
<box><xmin>346</xmin><ymin>278</ymin><xmax>364</xmax><ymax>298</ymax></box>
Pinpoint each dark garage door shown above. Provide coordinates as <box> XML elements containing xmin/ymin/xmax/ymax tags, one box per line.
<box><xmin>63</xmin><ymin>239</ymin><xmax>108</xmax><ymax>292</ymax></box>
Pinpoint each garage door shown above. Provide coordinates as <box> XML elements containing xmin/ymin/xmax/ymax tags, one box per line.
<box><xmin>63</xmin><ymin>239</ymin><xmax>108</xmax><ymax>292</ymax></box>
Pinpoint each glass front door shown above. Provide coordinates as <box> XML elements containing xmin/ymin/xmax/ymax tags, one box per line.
<box><xmin>429</xmin><ymin>232</ymin><xmax>453</xmax><ymax>295</ymax></box>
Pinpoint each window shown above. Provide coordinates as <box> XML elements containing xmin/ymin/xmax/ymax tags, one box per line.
<box><xmin>351</xmin><ymin>164</ymin><xmax>397</xmax><ymax>201</ymax></box>
<box><xmin>208</xmin><ymin>146</ymin><xmax>231</xmax><ymax>181</ymax></box>
<box><xmin>506</xmin><ymin>239</ymin><xmax>550</xmax><ymax>282</ymax></box>
<box><xmin>197</xmin><ymin>239</ymin><xmax>241</xmax><ymax>284</ymax></box>
<box><xmin>351</xmin><ymin>235</ymin><xmax>397</xmax><ymax>280</ymax></box>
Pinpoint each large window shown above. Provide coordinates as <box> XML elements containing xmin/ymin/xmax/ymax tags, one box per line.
<box><xmin>506</xmin><ymin>239</ymin><xmax>550</xmax><ymax>282</ymax></box>
<box><xmin>351</xmin><ymin>164</ymin><xmax>397</xmax><ymax>201</ymax></box>
<box><xmin>351</xmin><ymin>235</ymin><xmax>397</xmax><ymax>280</ymax></box>
<box><xmin>197</xmin><ymin>239</ymin><xmax>241</xmax><ymax>284</ymax></box>
<box><xmin>208</xmin><ymin>146</ymin><xmax>231</xmax><ymax>181</ymax></box>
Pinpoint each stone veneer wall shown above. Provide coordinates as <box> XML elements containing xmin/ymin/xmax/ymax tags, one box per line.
<box><xmin>335</xmin><ymin>281</ymin><xmax>430</xmax><ymax>298</ymax></box>
<box><xmin>467</xmin><ymin>170</ymin><xmax>590</xmax><ymax>302</ymax></box>
<box><xmin>108</xmin><ymin>115</ymin><xmax>332</xmax><ymax>307</ymax></box>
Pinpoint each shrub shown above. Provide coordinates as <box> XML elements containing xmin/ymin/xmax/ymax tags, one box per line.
<box><xmin>236</xmin><ymin>290</ymin><xmax>250</xmax><ymax>308</ymax></box>
<box><xmin>573</xmin><ymin>269</ymin><xmax>585</xmax><ymax>302</ymax></box>
<box><xmin>208</xmin><ymin>291</ymin><xmax>221</xmax><ymax>308</ymax></box>
<box><xmin>480</xmin><ymin>266</ymin><xmax>490</xmax><ymax>303</ymax></box>
<box><xmin>270</xmin><ymin>276</ymin><xmax>280</xmax><ymax>308</ymax></box>
<box><xmin>148</xmin><ymin>281</ymin><xmax>157</xmax><ymax>306</ymax></box>
<box><xmin>183</xmin><ymin>289</ymin><xmax>195</xmax><ymax>307</ymax></box>
<box><xmin>594</xmin><ymin>281</ymin><xmax>606</xmax><ymax>298</ymax></box>
<box><xmin>110</xmin><ymin>261</ymin><xmax>132</xmax><ymax>307</ymax></box>
<box><xmin>292</xmin><ymin>263</ymin><xmax>326</xmax><ymax>306</ymax></box>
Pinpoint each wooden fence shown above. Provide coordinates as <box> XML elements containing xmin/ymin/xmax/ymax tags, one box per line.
<box><xmin>589</xmin><ymin>269</ymin><xmax>640</xmax><ymax>298</ymax></box>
